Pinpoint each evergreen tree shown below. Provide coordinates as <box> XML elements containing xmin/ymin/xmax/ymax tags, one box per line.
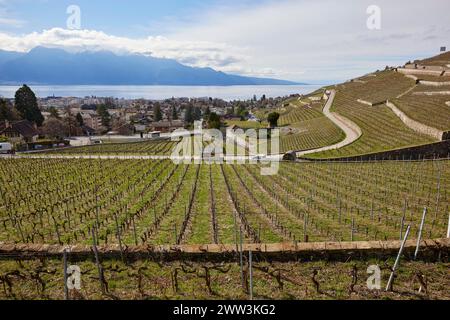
<box><xmin>267</xmin><ymin>112</ymin><xmax>280</xmax><ymax>128</ymax></box>
<box><xmin>76</xmin><ymin>112</ymin><xmax>84</xmax><ymax>126</ymax></box>
<box><xmin>184</xmin><ymin>105</ymin><xmax>194</xmax><ymax>124</ymax></box>
<box><xmin>96</xmin><ymin>104</ymin><xmax>111</xmax><ymax>129</ymax></box>
<box><xmin>171</xmin><ymin>107</ymin><xmax>179</xmax><ymax>120</ymax></box>
<box><xmin>193</xmin><ymin>107</ymin><xmax>202</xmax><ymax>121</ymax></box>
<box><xmin>14</xmin><ymin>85</ymin><xmax>44</xmax><ymax>126</ymax></box>
<box><xmin>207</xmin><ymin>112</ymin><xmax>221</xmax><ymax>130</ymax></box>
<box><xmin>0</xmin><ymin>99</ymin><xmax>19</xmax><ymax>122</ymax></box>
<box><xmin>153</xmin><ymin>103</ymin><xmax>163</xmax><ymax>122</ymax></box>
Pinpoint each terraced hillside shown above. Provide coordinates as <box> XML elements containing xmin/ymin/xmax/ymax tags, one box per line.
<box><xmin>393</xmin><ymin>84</ymin><xmax>450</xmax><ymax>132</ymax></box>
<box><xmin>308</xmin><ymin>71</ymin><xmax>437</xmax><ymax>159</ymax></box>
<box><xmin>343</xmin><ymin>71</ymin><xmax>417</xmax><ymax>104</ymax></box>
<box><xmin>1</xmin><ymin>158</ymin><xmax>448</xmax><ymax>245</ymax></box>
<box><xmin>257</xmin><ymin>94</ymin><xmax>345</xmax><ymax>153</ymax></box>
<box><xmin>415</xmin><ymin>51</ymin><xmax>450</xmax><ymax>67</ymax></box>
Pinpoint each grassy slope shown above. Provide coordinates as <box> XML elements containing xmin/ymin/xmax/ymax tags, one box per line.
<box><xmin>308</xmin><ymin>71</ymin><xmax>437</xmax><ymax>159</ymax></box>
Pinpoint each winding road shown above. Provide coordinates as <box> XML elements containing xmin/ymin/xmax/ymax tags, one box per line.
<box><xmin>296</xmin><ymin>90</ymin><xmax>362</xmax><ymax>157</ymax></box>
<box><xmin>2</xmin><ymin>90</ymin><xmax>361</xmax><ymax>162</ymax></box>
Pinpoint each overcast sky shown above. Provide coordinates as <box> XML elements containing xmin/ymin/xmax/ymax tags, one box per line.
<box><xmin>0</xmin><ymin>0</ymin><xmax>449</xmax><ymax>83</ymax></box>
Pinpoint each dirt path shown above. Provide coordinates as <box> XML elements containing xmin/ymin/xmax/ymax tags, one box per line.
<box><xmin>296</xmin><ymin>90</ymin><xmax>362</xmax><ymax>157</ymax></box>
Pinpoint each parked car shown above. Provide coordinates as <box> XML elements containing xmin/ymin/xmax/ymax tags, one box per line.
<box><xmin>0</xmin><ymin>142</ymin><xmax>13</xmax><ymax>154</ymax></box>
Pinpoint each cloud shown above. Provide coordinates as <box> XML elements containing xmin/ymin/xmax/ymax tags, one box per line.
<box><xmin>0</xmin><ymin>17</ymin><xmax>25</xmax><ymax>27</ymax></box>
<box><xmin>0</xmin><ymin>27</ymin><xmax>251</xmax><ymax>74</ymax></box>
<box><xmin>0</xmin><ymin>0</ymin><xmax>26</xmax><ymax>27</ymax></box>
<box><xmin>0</xmin><ymin>0</ymin><xmax>449</xmax><ymax>82</ymax></box>
<box><xmin>168</xmin><ymin>0</ymin><xmax>450</xmax><ymax>81</ymax></box>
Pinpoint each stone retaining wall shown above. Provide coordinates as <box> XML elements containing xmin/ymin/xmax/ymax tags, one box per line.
<box><xmin>386</xmin><ymin>101</ymin><xmax>444</xmax><ymax>140</ymax></box>
<box><xmin>419</xmin><ymin>80</ymin><xmax>450</xmax><ymax>86</ymax></box>
<box><xmin>302</xmin><ymin>140</ymin><xmax>450</xmax><ymax>161</ymax></box>
<box><xmin>356</xmin><ymin>99</ymin><xmax>385</xmax><ymax>107</ymax></box>
<box><xmin>0</xmin><ymin>239</ymin><xmax>448</xmax><ymax>262</ymax></box>
<box><xmin>413</xmin><ymin>91</ymin><xmax>450</xmax><ymax>96</ymax></box>
<box><xmin>397</xmin><ymin>68</ymin><xmax>443</xmax><ymax>76</ymax></box>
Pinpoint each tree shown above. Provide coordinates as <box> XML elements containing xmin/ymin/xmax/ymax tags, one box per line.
<box><xmin>104</xmin><ymin>97</ymin><xmax>117</xmax><ymax>109</ymax></box>
<box><xmin>41</xmin><ymin>118</ymin><xmax>68</xmax><ymax>140</ymax></box>
<box><xmin>184</xmin><ymin>105</ymin><xmax>194</xmax><ymax>124</ymax></box>
<box><xmin>153</xmin><ymin>103</ymin><xmax>163</xmax><ymax>122</ymax></box>
<box><xmin>267</xmin><ymin>112</ymin><xmax>280</xmax><ymax>128</ymax></box>
<box><xmin>207</xmin><ymin>112</ymin><xmax>221</xmax><ymax>130</ymax></box>
<box><xmin>96</xmin><ymin>104</ymin><xmax>111</xmax><ymax>129</ymax></box>
<box><xmin>76</xmin><ymin>112</ymin><xmax>84</xmax><ymax>126</ymax></box>
<box><xmin>171</xmin><ymin>107</ymin><xmax>179</xmax><ymax>120</ymax></box>
<box><xmin>0</xmin><ymin>99</ymin><xmax>19</xmax><ymax>122</ymax></box>
<box><xmin>193</xmin><ymin>106</ymin><xmax>202</xmax><ymax>121</ymax></box>
<box><xmin>14</xmin><ymin>85</ymin><xmax>44</xmax><ymax>126</ymax></box>
<box><xmin>48</xmin><ymin>106</ymin><xmax>60</xmax><ymax>119</ymax></box>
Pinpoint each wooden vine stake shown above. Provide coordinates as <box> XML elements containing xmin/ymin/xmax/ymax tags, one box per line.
<box><xmin>249</xmin><ymin>250</ymin><xmax>253</xmax><ymax>301</ymax></box>
<box><xmin>240</xmin><ymin>228</ymin><xmax>244</xmax><ymax>288</ymax></box>
<box><xmin>63</xmin><ymin>249</ymin><xmax>68</xmax><ymax>300</ymax></box>
<box><xmin>113</xmin><ymin>212</ymin><xmax>124</xmax><ymax>262</ymax></box>
<box><xmin>91</xmin><ymin>227</ymin><xmax>107</xmax><ymax>295</ymax></box>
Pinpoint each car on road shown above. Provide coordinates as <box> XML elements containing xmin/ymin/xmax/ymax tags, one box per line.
<box><xmin>0</xmin><ymin>142</ymin><xmax>14</xmax><ymax>154</ymax></box>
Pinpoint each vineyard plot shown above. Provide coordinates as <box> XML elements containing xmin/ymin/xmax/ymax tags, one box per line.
<box><xmin>0</xmin><ymin>158</ymin><xmax>449</xmax><ymax>245</ymax></box>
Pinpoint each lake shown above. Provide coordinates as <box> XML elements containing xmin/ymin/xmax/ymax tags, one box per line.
<box><xmin>0</xmin><ymin>85</ymin><xmax>322</xmax><ymax>101</ymax></box>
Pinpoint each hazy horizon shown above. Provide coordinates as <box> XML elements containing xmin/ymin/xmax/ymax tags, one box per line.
<box><xmin>0</xmin><ymin>0</ymin><xmax>448</xmax><ymax>83</ymax></box>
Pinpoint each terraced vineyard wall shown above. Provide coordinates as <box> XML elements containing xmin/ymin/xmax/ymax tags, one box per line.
<box><xmin>303</xmin><ymin>140</ymin><xmax>450</xmax><ymax>161</ymax></box>
<box><xmin>1</xmin><ymin>239</ymin><xmax>448</xmax><ymax>262</ymax></box>
<box><xmin>385</xmin><ymin>101</ymin><xmax>447</xmax><ymax>141</ymax></box>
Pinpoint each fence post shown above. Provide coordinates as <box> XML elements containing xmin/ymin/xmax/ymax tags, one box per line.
<box><xmin>63</xmin><ymin>249</ymin><xmax>68</xmax><ymax>300</ymax></box>
<box><xmin>414</xmin><ymin>207</ymin><xmax>427</xmax><ymax>260</ymax></box>
<box><xmin>386</xmin><ymin>225</ymin><xmax>411</xmax><ymax>292</ymax></box>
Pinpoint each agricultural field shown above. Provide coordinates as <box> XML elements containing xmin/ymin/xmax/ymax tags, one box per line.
<box><xmin>280</xmin><ymin>117</ymin><xmax>345</xmax><ymax>153</ymax></box>
<box><xmin>415</xmin><ymin>51</ymin><xmax>450</xmax><ymax>67</ymax></box>
<box><xmin>339</xmin><ymin>71</ymin><xmax>416</xmax><ymax>104</ymax></box>
<box><xmin>307</xmin><ymin>91</ymin><xmax>435</xmax><ymax>159</ymax></box>
<box><xmin>36</xmin><ymin>140</ymin><xmax>177</xmax><ymax>156</ymax></box>
<box><xmin>0</xmin><ymin>258</ymin><xmax>448</xmax><ymax>300</ymax></box>
<box><xmin>256</xmin><ymin>94</ymin><xmax>345</xmax><ymax>153</ymax></box>
<box><xmin>393</xmin><ymin>90</ymin><xmax>450</xmax><ymax>131</ymax></box>
<box><xmin>1</xmin><ymin>158</ymin><xmax>448</xmax><ymax>246</ymax></box>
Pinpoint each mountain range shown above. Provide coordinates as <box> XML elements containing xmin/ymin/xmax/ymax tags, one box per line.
<box><xmin>0</xmin><ymin>47</ymin><xmax>300</xmax><ymax>86</ymax></box>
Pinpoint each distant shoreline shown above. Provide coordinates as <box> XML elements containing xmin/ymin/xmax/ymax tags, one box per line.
<box><xmin>0</xmin><ymin>84</ymin><xmax>323</xmax><ymax>101</ymax></box>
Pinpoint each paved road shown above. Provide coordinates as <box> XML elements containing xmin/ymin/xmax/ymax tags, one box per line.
<box><xmin>296</xmin><ymin>90</ymin><xmax>362</xmax><ymax>157</ymax></box>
